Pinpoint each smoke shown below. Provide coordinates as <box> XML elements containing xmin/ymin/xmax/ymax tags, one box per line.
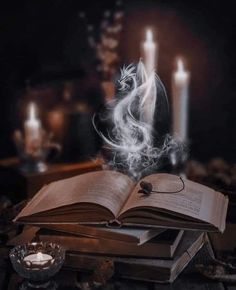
<box><xmin>94</xmin><ymin>60</ymin><xmax>184</xmax><ymax>179</ymax></box>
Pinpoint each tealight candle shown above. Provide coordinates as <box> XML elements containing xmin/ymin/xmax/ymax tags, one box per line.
<box><xmin>10</xmin><ymin>242</ymin><xmax>65</xmax><ymax>288</ymax></box>
<box><xmin>140</xmin><ymin>29</ymin><xmax>158</xmax><ymax>128</ymax></box>
<box><xmin>24</xmin><ymin>102</ymin><xmax>42</xmax><ymax>154</ymax></box>
<box><xmin>24</xmin><ymin>252</ymin><xmax>52</xmax><ymax>266</ymax></box>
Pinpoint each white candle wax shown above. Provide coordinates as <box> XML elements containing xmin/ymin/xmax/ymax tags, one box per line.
<box><xmin>24</xmin><ymin>252</ymin><xmax>52</xmax><ymax>266</ymax></box>
<box><xmin>142</xmin><ymin>29</ymin><xmax>158</xmax><ymax>75</ymax></box>
<box><xmin>24</xmin><ymin>103</ymin><xmax>42</xmax><ymax>154</ymax></box>
<box><xmin>140</xmin><ymin>29</ymin><xmax>158</xmax><ymax>128</ymax></box>
<box><xmin>172</xmin><ymin>59</ymin><xmax>190</xmax><ymax>142</ymax></box>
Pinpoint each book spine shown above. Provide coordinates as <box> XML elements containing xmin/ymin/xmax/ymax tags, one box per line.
<box><xmin>106</xmin><ymin>219</ymin><xmax>122</xmax><ymax>228</ymax></box>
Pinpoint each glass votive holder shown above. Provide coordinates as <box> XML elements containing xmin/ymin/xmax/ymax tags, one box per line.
<box><xmin>9</xmin><ymin>242</ymin><xmax>65</xmax><ymax>289</ymax></box>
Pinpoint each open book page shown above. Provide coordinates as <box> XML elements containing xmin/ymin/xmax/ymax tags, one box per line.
<box><xmin>15</xmin><ymin>170</ymin><xmax>134</xmax><ymax>220</ymax></box>
<box><xmin>119</xmin><ymin>173</ymin><xmax>226</xmax><ymax>227</ymax></box>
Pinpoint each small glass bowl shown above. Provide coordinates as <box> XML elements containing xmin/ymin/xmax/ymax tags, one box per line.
<box><xmin>9</xmin><ymin>242</ymin><xmax>65</xmax><ymax>287</ymax></box>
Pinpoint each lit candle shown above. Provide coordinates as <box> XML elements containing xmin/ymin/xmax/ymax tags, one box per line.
<box><xmin>24</xmin><ymin>103</ymin><xmax>42</xmax><ymax>154</ymax></box>
<box><xmin>140</xmin><ymin>29</ymin><xmax>158</xmax><ymax>127</ymax></box>
<box><xmin>24</xmin><ymin>252</ymin><xmax>52</xmax><ymax>266</ymax></box>
<box><xmin>172</xmin><ymin>58</ymin><xmax>190</xmax><ymax>142</ymax></box>
<box><xmin>142</xmin><ymin>29</ymin><xmax>158</xmax><ymax>75</ymax></box>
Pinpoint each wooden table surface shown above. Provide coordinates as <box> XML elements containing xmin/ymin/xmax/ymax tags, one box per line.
<box><xmin>0</xmin><ymin>255</ymin><xmax>227</xmax><ymax>290</ymax></box>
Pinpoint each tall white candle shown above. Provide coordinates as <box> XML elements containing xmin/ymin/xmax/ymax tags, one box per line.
<box><xmin>172</xmin><ymin>58</ymin><xmax>190</xmax><ymax>142</ymax></box>
<box><xmin>142</xmin><ymin>29</ymin><xmax>158</xmax><ymax>75</ymax></box>
<box><xmin>140</xmin><ymin>29</ymin><xmax>158</xmax><ymax>128</ymax></box>
<box><xmin>24</xmin><ymin>103</ymin><xmax>42</xmax><ymax>154</ymax></box>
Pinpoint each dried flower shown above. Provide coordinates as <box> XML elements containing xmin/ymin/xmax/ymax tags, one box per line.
<box><xmin>84</xmin><ymin>6</ymin><xmax>124</xmax><ymax>80</ymax></box>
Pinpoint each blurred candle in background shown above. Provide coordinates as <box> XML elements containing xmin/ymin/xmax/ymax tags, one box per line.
<box><xmin>140</xmin><ymin>29</ymin><xmax>158</xmax><ymax>128</ymax></box>
<box><xmin>142</xmin><ymin>29</ymin><xmax>158</xmax><ymax>75</ymax></box>
<box><xmin>24</xmin><ymin>102</ymin><xmax>42</xmax><ymax>154</ymax></box>
<box><xmin>172</xmin><ymin>58</ymin><xmax>190</xmax><ymax>142</ymax></box>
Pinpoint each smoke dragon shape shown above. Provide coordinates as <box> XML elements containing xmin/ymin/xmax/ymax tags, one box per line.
<box><xmin>96</xmin><ymin>61</ymin><xmax>182</xmax><ymax>179</ymax></box>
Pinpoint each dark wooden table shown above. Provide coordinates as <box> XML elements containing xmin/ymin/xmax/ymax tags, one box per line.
<box><xmin>0</xmin><ymin>254</ymin><xmax>227</xmax><ymax>290</ymax></box>
<box><xmin>2</xmin><ymin>272</ymin><xmax>227</xmax><ymax>290</ymax></box>
<box><xmin>1</xmin><ymin>227</ymin><xmax>236</xmax><ymax>290</ymax></box>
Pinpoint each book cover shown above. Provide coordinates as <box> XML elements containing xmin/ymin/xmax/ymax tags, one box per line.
<box><xmin>63</xmin><ymin>231</ymin><xmax>205</xmax><ymax>283</ymax></box>
<box><xmin>37</xmin><ymin>228</ymin><xmax>184</xmax><ymax>258</ymax></box>
<box><xmin>33</xmin><ymin>223</ymin><xmax>165</xmax><ymax>245</ymax></box>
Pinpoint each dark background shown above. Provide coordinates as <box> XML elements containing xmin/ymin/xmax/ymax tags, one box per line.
<box><xmin>0</xmin><ymin>0</ymin><xmax>235</xmax><ymax>162</ymax></box>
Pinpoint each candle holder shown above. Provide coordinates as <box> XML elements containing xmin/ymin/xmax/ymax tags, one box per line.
<box><xmin>9</xmin><ymin>242</ymin><xmax>65</xmax><ymax>289</ymax></box>
<box><xmin>13</xmin><ymin>130</ymin><xmax>61</xmax><ymax>173</ymax></box>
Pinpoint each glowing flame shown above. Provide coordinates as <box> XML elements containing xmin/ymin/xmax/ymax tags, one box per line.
<box><xmin>146</xmin><ymin>29</ymin><xmax>153</xmax><ymax>42</ymax></box>
<box><xmin>95</xmin><ymin>61</ymin><xmax>183</xmax><ymax>179</ymax></box>
<box><xmin>175</xmin><ymin>58</ymin><xmax>189</xmax><ymax>85</ymax></box>
<box><xmin>177</xmin><ymin>58</ymin><xmax>184</xmax><ymax>72</ymax></box>
<box><xmin>36</xmin><ymin>252</ymin><xmax>43</xmax><ymax>261</ymax></box>
<box><xmin>28</xmin><ymin>103</ymin><xmax>37</xmax><ymax>121</ymax></box>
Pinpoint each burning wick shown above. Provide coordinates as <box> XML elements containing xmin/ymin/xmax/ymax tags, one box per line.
<box><xmin>138</xmin><ymin>176</ymin><xmax>185</xmax><ymax>195</ymax></box>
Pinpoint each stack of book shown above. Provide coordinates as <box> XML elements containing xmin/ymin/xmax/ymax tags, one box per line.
<box><xmin>13</xmin><ymin>170</ymin><xmax>228</xmax><ymax>283</ymax></box>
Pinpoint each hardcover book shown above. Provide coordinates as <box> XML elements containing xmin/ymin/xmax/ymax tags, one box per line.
<box><xmin>37</xmin><ymin>228</ymin><xmax>184</xmax><ymax>258</ymax></box>
<box><xmin>8</xmin><ymin>226</ymin><xmax>205</xmax><ymax>283</ymax></box>
<box><xmin>64</xmin><ymin>231</ymin><xmax>205</xmax><ymax>283</ymax></box>
<box><xmin>34</xmin><ymin>224</ymin><xmax>165</xmax><ymax>245</ymax></box>
<box><xmin>14</xmin><ymin>170</ymin><xmax>228</xmax><ymax>232</ymax></box>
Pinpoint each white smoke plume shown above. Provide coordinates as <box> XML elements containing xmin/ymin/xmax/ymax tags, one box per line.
<box><xmin>94</xmin><ymin>60</ymin><xmax>184</xmax><ymax>179</ymax></box>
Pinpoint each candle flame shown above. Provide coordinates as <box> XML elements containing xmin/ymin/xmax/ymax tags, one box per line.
<box><xmin>36</xmin><ymin>252</ymin><xmax>43</xmax><ymax>261</ymax></box>
<box><xmin>28</xmin><ymin>103</ymin><xmax>37</xmax><ymax>120</ymax></box>
<box><xmin>146</xmin><ymin>29</ymin><xmax>153</xmax><ymax>42</ymax></box>
<box><xmin>177</xmin><ymin>59</ymin><xmax>184</xmax><ymax>73</ymax></box>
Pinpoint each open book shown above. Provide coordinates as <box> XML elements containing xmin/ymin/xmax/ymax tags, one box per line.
<box><xmin>14</xmin><ymin>170</ymin><xmax>228</xmax><ymax>232</ymax></box>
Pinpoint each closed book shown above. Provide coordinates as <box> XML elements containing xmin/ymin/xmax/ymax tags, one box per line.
<box><xmin>63</xmin><ymin>231</ymin><xmax>205</xmax><ymax>283</ymax></box>
<box><xmin>34</xmin><ymin>223</ymin><xmax>165</xmax><ymax>245</ymax></box>
<box><xmin>37</xmin><ymin>228</ymin><xmax>184</xmax><ymax>258</ymax></box>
